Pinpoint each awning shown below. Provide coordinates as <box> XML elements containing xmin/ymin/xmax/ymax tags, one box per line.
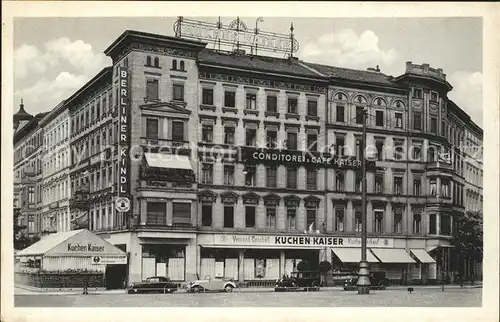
<box><xmin>144</xmin><ymin>153</ymin><xmax>193</xmax><ymax>170</ymax></box>
<box><xmin>370</xmin><ymin>248</ymin><xmax>416</xmax><ymax>264</ymax></box>
<box><xmin>331</xmin><ymin>248</ymin><xmax>379</xmax><ymax>263</ymax></box>
<box><xmin>426</xmin><ymin>245</ymin><xmax>455</xmax><ymax>253</ymax></box>
<box><xmin>410</xmin><ymin>249</ymin><xmax>436</xmax><ymax>263</ymax></box>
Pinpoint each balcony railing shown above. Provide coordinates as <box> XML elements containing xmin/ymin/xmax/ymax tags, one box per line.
<box><xmin>141</xmin><ymin>137</ymin><xmax>191</xmax><ymax>150</ymax></box>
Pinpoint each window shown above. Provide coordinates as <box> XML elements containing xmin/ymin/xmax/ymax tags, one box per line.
<box><xmin>224</xmin><ymin>91</ymin><xmax>236</xmax><ymax>108</ymax></box>
<box><xmin>306</xmin><ymin>169</ymin><xmax>317</xmax><ymax>190</ymax></box>
<box><xmin>307</xmin><ymin>133</ymin><xmax>317</xmax><ymax>151</ymax></box>
<box><xmin>266</xmin><ymin>208</ymin><xmax>276</xmax><ymax>229</ymax></box>
<box><xmin>266</xmin><ymin>166</ymin><xmax>277</xmax><ymax>188</ymax></box>
<box><xmin>146</xmin><ymin>118</ymin><xmax>159</xmax><ymax>139</ymax></box>
<box><xmin>336</xmin><ymin>105</ymin><xmax>345</xmax><ymax>123</ymax></box>
<box><xmin>394</xmin><ymin>113</ymin><xmax>403</xmax><ymax>129</ymax></box>
<box><xmin>201</xmin><ymin>164</ymin><xmax>213</xmax><ymax>184</ymax></box>
<box><xmin>224</xmin><ymin>206</ymin><xmax>234</xmax><ymax>228</ymax></box>
<box><xmin>307</xmin><ymin>100</ymin><xmax>317</xmax><ymax>116</ymax></box>
<box><xmin>355</xmin><ymin>137</ymin><xmax>362</xmax><ymax>160</ymax></box>
<box><xmin>306</xmin><ymin>209</ymin><xmax>316</xmax><ymax>231</ymax></box>
<box><xmin>441</xmin><ymin>120</ymin><xmax>446</xmax><ymax>137</ymax></box>
<box><xmin>146</xmin><ymin>56</ymin><xmax>152</xmax><ymax>66</ymax></box>
<box><xmin>430</xmin><ymin>91</ymin><xmax>438</xmax><ymax>102</ymax></box>
<box><xmin>287</xmin><ymin>208</ymin><xmax>296</xmax><ymax>229</ymax></box>
<box><xmin>147</xmin><ymin>202</ymin><xmax>166</xmax><ymax>225</ymax></box>
<box><xmin>413</xmin><ymin>177</ymin><xmax>421</xmax><ymax>196</ymax></box>
<box><xmin>244</xmin><ymin>166</ymin><xmax>256</xmax><ymax>186</ymax></box>
<box><xmin>429</xmin><ymin>214</ymin><xmax>437</xmax><ymax>234</ymax></box>
<box><xmin>146</xmin><ymin>79</ymin><xmax>159</xmax><ymax>100</ymax></box>
<box><xmin>374</xmin><ymin>210</ymin><xmax>384</xmax><ymax>233</ymax></box>
<box><xmin>286</xmin><ymin>132</ymin><xmax>297</xmax><ymax>150</ymax></box>
<box><xmin>28</xmin><ymin>187</ymin><xmax>34</xmax><ymax>203</ymax></box>
<box><xmin>413</xmin><ymin>88</ymin><xmax>422</xmax><ymax>99</ymax></box>
<box><xmin>375</xmin><ymin>140</ymin><xmax>384</xmax><ymax>160</ymax></box>
<box><xmin>412</xmin><ymin>144</ymin><xmax>422</xmax><ymax>161</ymax></box>
<box><xmin>245</xmin><ymin>128</ymin><xmax>257</xmax><ymax>146</ymax></box>
<box><xmin>356</xmin><ymin>106</ymin><xmax>364</xmax><ymax>124</ymax></box>
<box><xmin>245</xmin><ymin>93</ymin><xmax>257</xmax><ymax>110</ymax></box>
<box><xmin>354</xmin><ymin>210</ymin><xmax>362</xmax><ymax>232</ymax></box>
<box><xmin>266</xmin><ymin>95</ymin><xmax>277</xmax><ymax>112</ymax></box>
<box><xmin>355</xmin><ymin>172</ymin><xmax>362</xmax><ymax>193</ymax></box>
<box><xmin>173</xmin><ymin>84</ymin><xmax>184</xmax><ymax>101</ymax></box>
<box><xmin>413</xmin><ymin>112</ymin><xmax>422</xmax><ymax>130</ymax></box>
<box><xmin>335</xmin><ymin>136</ymin><xmax>345</xmax><ymax>156</ymax></box>
<box><xmin>172</xmin><ymin>59</ymin><xmax>177</xmax><ymax>70</ymax></box>
<box><xmin>393</xmin><ymin>140</ymin><xmax>404</xmax><ymax>160</ymax></box>
<box><xmin>202</xmin><ymin>88</ymin><xmax>214</xmax><ymax>105</ymax></box>
<box><xmin>154</xmin><ymin>57</ymin><xmax>160</xmax><ymax>68</ymax></box>
<box><xmin>335</xmin><ymin>172</ymin><xmax>345</xmax><ymax>191</ymax></box>
<box><xmin>375</xmin><ymin>174</ymin><xmax>384</xmax><ymax>194</ymax></box>
<box><xmin>172</xmin><ymin>202</ymin><xmax>191</xmax><ymax>225</ymax></box>
<box><xmin>287</xmin><ymin>167</ymin><xmax>297</xmax><ymax>189</ymax></box>
<box><xmin>179</xmin><ymin>61</ymin><xmax>185</xmax><ymax>71</ymax></box>
<box><xmin>224</xmin><ymin>127</ymin><xmax>235</xmax><ymax>145</ymax></box>
<box><xmin>246</xmin><ymin>207</ymin><xmax>256</xmax><ymax>228</ymax></box>
<box><xmin>413</xmin><ymin>212</ymin><xmax>421</xmax><ymax>234</ymax></box>
<box><xmin>394</xmin><ymin>176</ymin><xmax>403</xmax><ymax>195</ymax></box>
<box><xmin>441</xmin><ymin>179</ymin><xmax>450</xmax><ymax>197</ymax></box>
<box><xmin>429</xmin><ymin>178</ymin><xmax>437</xmax><ymax>196</ymax></box>
<box><xmin>287</xmin><ymin>97</ymin><xmax>298</xmax><ymax>114</ymax></box>
<box><xmin>334</xmin><ymin>207</ymin><xmax>344</xmax><ymax>231</ymax></box>
<box><xmin>202</xmin><ymin>125</ymin><xmax>213</xmax><ymax>143</ymax></box>
<box><xmin>266</xmin><ymin>130</ymin><xmax>277</xmax><ymax>149</ymax></box>
<box><xmin>224</xmin><ymin>165</ymin><xmax>235</xmax><ymax>185</ymax></box>
<box><xmin>375</xmin><ymin>111</ymin><xmax>384</xmax><ymax>126</ymax></box>
<box><xmin>171</xmin><ymin>121</ymin><xmax>184</xmax><ymax>141</ymax></box>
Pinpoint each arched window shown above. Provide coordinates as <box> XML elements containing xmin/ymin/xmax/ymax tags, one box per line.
<box><xmin>172</xmin><ymin>59</ymin><xmax>177</xmax><ymax>70</ymax></box>
<box><xmin>180</xmin><ymin>60</ymin><xmax>185</xmax><ymax>71</ymax></box>
<box><xmin>146</xmin><ymin>56</ymin><xmax>152</xmax><ymax>66</ymax></box>
<box><xmin>154</xmin><ymin>57</ymin><xmax>160</xmax><ymax>67</ymax></box>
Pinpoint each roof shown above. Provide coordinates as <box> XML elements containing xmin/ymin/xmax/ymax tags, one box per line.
<box><xmin>13</xmin><ymin>102</ymin><xmax>33</xmax><ymax>123</ymax></box>
<box><xmin>301</xmin><ymin>62</ymin><xmax>398</xmax><ymax>86</ymax></box>
<box><xmin>16</xmin><ymin>229</ymin><xmax>83</xmax><ymax>256</ymax></box>
<box><xmin>65</xmin><ymin>67</ymin><xmax>112</xmax><ymax>108</ymax></box>
<box><xmin>198</xmin><ymin>49</ymin><xmax>326</xmax><ymax>80</ymax></box>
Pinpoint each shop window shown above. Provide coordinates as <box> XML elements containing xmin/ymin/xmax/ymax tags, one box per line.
<box><xmin>354</xmin><ymin>210</ymin><xmax>362</xmax><ymax>232</ymax></box>
<box><xmin>224</xmin><ymin>165</ymin><xmax>235</xmax><ymax>185</ymax></box>
<box><xmin>374</xmin><ymin>210</ymin><xmax>384</xmax><ymax>233</ymax></box>
<box><xmin>413</xmin><ymin>88</ymin><xmax>422</xmax><ymax>99</ymax></box>
<box><xmin>356</xmin><ymin>106</ymin><xmax>364</xmax><ymax>124</ymax></box>
<box><xmin>287</xmin><ymin>97</ymin><xmax>298</xmax><ymax>114</ymax></box>
<box><xmin>393</xmin><ymin>176</ymin><xmax>403</xmax><ymax>195</ymax></box>
<box><xmin>266</xmin><ymin>95</ymin><xmax>277</xmax><ymax>113</ymax></box>
<box><xmin>224</xmin><ymin>206</ymin><xmax>234</xmax><ymax>228</ymax></box>
<box><xmin>202</xmin><ymin>88</ymin><xmax>214</xmax><ymax>105</ymax></box>
<box><xmin>335</xmin><ymin>171</ymin><xmax>345</xmax><ymax>191</ymax></box>
<box><xmin>224</xmin><ymin>126</ymin><xmax>235</xmax><ymax>145</ymax></box>
<box><xmin>375</xmin><ymin>110</ymin><xmax>384</xmax><ymax>126</ymax></box>
<box><xmin>245</xmin><ymin>128</ymin><xmax>257</xmax><ymax>147</ymax></box>
<box><xmin>307</xmin><ymin>100</ymin><xmax>317</xmax><ymax>116</ymax></box>
<box><xmin>286</xmin><ymin>167</ymin><xmax>297</xmax><ymax>189</ymax></box>
<box><xmin>429</xmin><ymin>178</ymin><xmax>437</xmax><ymax>196</ymax></box>
<box><xmin>202</xmin><ymin>205</ymin><xmax>213</xmax><ymax>227</ymax></box>
<box><xmin>201</xmin><ymin>164</ymin><xmax>213</xmax><ymax>184</ymax></box>
<box><xmin>413</xmin><ymin>177</ymin><xmax>421</xmax><ymax>196</ymax></box>
<box><xmin>266</xmin><ymin>130</ymin><xmax>277</xmax><ymax>149</ymax></box>
<box><xmin>146</xmin><ymin>118</ymin><xmax>159</xmax><ymax>139</ymax></box>
<box><xmin>224</xmin><ymin>91</ymin><xmax>236</xmax><ymax>108</ymax></box>
<box><xmin>306</xmin><ymin>209</ymin><xmax>316</xmax><ymax>231</ymax></box>
<box><xmin>266</xmin><ymin>166</ymin><xmax>277</xmax><ymax>188</ymax></box>
<box><xmin>393</xmin><ymin>209</ymin><xmax>403</xmax><ymax>233</ymax></box>
<box><xmin>202</xmin><ymin>125</ymin><xmax>213</xmax><ymax>143</ymax></box>
<box><xmin>245</xmin><ymin>206</ymin><xmax>256</xmax><ymax>228</ymax></box>
<box><xmin>307</xmin><ymin>133</ymin><xmax>317</xmax><ymax>152</ymax></box>
<box><xmin>334</xmin><ymin>207</ymin><xmax>344</xmax><ymax>232</ymax></box>
<box><xmin>335</xmin><ymin>136</ymin><xmax>345</xmax><ymax>156</ymax></box>
<box><xmin>286</xmin><ymin>132</ymin><xmax>298</xmax><ymax>150</ymax></box>
<box><xmin>287</xmin><ymin>208</ymin><xmax>296</xmax><ymax>230</ymax></box>
<box><xmin>171</xmin><ymin>121</ymin><xmax>184</xmax><ymax>141</ymax></box>
<box><xmin>266</xmin><ymin>208</ymin><xmax>276</xmax><ymax>229</ymax></box>
<box><xmin>429</xmin><ymin>214</ymin><xmax>437</xmax><ymax>234</ymax></box>
<box><xmin>336</xmin><ymin>105</ymin><xmax>345</xmax><ymax>123</ymax></box>
<box><xmin>375</xmin><ymin>174</ymin><xmax>384</xmax><ymax>194</ymax></box>
<box><xmin>355</xmin><ymin>172</ymin><xmax>362</xmax><ymax>193</ymax></box>
<box><xmin>245</xmin><ymin>93</ymin><xmax>257</xmax><ymax>110</ymax></box>
<box><xmin>306</xmin><ymin>169</ymin><xmax>317</xmax><ymax>190</ymax></box>
<box><xmin>147</xmin><ymin>202</ymin><xmax>166</xmax><ymax>225</ymax></box>
<box><xmin>146</xmin><ymin>79</ymin><xmax>159</xmax><ymax>100</ymax></box>
<box><xmin>245</xmin><ymin>166</ymin><xmax>256</xmax><ymax>186</ymax></box>
<box><xmin>173</xmin><ymin>84</ymin><xmax>184</xmax><ymax>102</ymax></box>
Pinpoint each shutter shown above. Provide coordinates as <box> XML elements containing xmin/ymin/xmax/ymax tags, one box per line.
<box><xmin>172</xmin><ymin>203</ymin><xmax>191</xmax><ymax>225</ymax></box>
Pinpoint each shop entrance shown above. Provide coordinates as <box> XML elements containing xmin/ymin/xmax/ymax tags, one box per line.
<box><xmin>285</xmin><ymin>249</ymin><xmax>320</xmax><ymax>273</ymax></box>
<box><xmin>105</xmin><ymin>264</ymin><xmax>127</xmax><ymax>289</ymax></box>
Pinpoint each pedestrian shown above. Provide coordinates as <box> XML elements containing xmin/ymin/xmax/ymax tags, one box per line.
<box><xmin>82</xmin><ymin>276</ymin><xmax>89</xmax><ymax>295</ymax></box>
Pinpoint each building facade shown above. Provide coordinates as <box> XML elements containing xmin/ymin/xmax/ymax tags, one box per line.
<box><xmin>14</xmin><ymin>28</ymin><xmax>483</xmax><ymax>286</ymax></box>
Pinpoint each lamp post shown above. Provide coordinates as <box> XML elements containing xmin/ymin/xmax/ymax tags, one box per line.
<box><xmin>357</xmin><ymin>107</ymin><xmax>371</xmax><ymax>294</ymax></box>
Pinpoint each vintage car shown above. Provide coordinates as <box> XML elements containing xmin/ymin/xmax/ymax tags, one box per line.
<box><xmin>127</xmin><ymin>276</ymin><xmax>178</xmax><ymax>294</ymax></box>
<box><xmin>275</xmin><ymin>271</ymin><xmax>321</xmax><ymax>292</ymax></box>
<box><xmin>343</xmin><ymin>272</ymin><xmax>389</xmax><ymax>291</ymax></box>
<box><xmin>186</xmin><ymin>276</ymin><xmax>237</xmax><ymax>293</ymax></box>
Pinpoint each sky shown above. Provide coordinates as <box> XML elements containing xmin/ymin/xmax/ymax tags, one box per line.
<box><xmin>13</xmin><ymin>17</ymin><xmax>483</xmax><ymax>126</ymax></box>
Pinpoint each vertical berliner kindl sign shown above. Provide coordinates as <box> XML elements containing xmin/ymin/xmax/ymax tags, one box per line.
<box><xmin>118</xmin><ymin>67</ymin><xmax>131</xmax><ymax>201</ymax></box>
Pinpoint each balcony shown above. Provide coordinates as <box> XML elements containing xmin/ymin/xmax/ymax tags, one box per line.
<box><xmin>139</xmin><ymin>168</ymin><xmax>195</xmax><ymax>190</ymax></box>
<box><xmin>140</xmin><ymin>137</ymin><xmax>191</xmax><ymax>150</ymax></box>
<box><xmin>426</xmin><ymin>161</ymin><xmax>454</xmax><ymax>177</ymax></box>
<box><xmin>48</xmin><ymin>201</ymin><xmax>59</xmax><ymax>210</ymax></box>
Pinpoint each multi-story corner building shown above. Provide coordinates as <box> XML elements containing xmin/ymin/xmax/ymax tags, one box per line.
<box><xmin>13</xmin><ymin>101</ymin><xmax>47</xmax><ymax>237</ymax></box>
<box><xmin>39</xmin><ymin>101</ymin><xmax>72</xmax><ymax>233</ymax></box>
<box><xmin>15</xmin><ymin>26</ymin><xmax>483</xmax><ymax>287</ymax></box>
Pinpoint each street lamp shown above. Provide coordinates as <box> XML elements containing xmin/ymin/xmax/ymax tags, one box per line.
<box><xmin>357</xmin><ymin>107</ymin><xmax>371</xmax><ymax>294</ymax></box>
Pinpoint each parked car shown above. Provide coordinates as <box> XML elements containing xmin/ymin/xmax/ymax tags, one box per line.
<box><xmin>127</xmin><ymin>276</ymin><xmax>178</xmax><ymax>294</ymax></box>
<box><xmin>186</xmin><ymin>276</ymin><xmax>237</xmax><ymax>293</ymax></box>
<box><xmin>275</xmin><ymin>271</ymin><xmax>321</xmax><ymax>292</ymax></box>
<box><xmin>343</xmin><ymin>272</ymin><xmax>389</xmax><ymax>291</ymax></box>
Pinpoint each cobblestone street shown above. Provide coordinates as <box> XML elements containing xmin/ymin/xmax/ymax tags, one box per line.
<box><xmin>15</xmin><ymin>287</ymin><xmax>482</xmax><ymax>307</ymax></box>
